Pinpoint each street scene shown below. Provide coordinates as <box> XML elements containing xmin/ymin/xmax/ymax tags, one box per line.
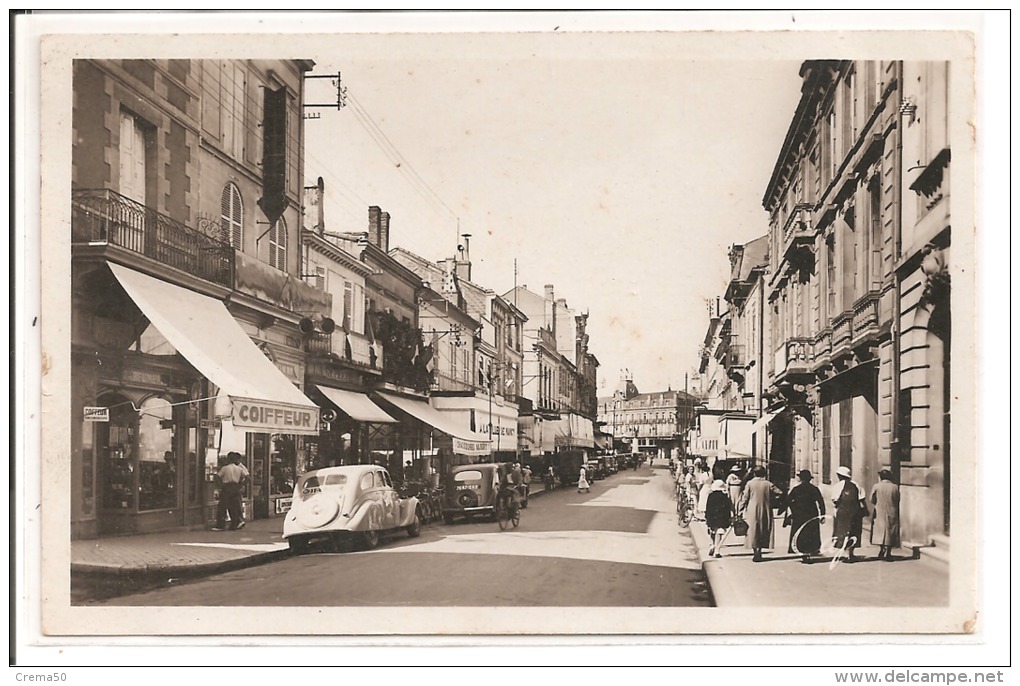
<box><xmin>44</xmin><ymin>26</ymin><xmax>973</xmax><ymax>640</ymax></box>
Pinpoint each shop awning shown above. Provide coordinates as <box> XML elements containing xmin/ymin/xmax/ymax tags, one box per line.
<box><xmin>316</xmin><ymin>385</ymin><xmax>396</xmax><ymax>423</ymax></box>
<box><xmin>109</xmin><ymin>263</ymin><xmax>319</xmax><ymax>435</ymax></box>
<box><xmin>751</xmin><ymin>410</ymin><xmax>782</xmax><ymax>435</ymax></box>
<box><xmin>376</xmin><ymin>392</ymin><xmax>491</xmax><ymax>456</ymax></box>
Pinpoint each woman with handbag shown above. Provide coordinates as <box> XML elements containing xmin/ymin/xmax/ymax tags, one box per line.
<box><xmin>784</xmin><ymin>469</ymin><xmax>826</xmax><ymax>563</ymax></box>
<box><xmin>870</xmin><ymin>468</ymin><xmax>901</xmax><ymax>561</ymax></box>
<box><xmin>704</xmin><ymin>479</ymin><xmax>731</xmax><ymax>558</ymax></box>
<box><xmin>738</xmin><ymin>466</ymin><xmax>784</xmax><ymax>562</ymax></box>
<box><xmin>832</xmin><ymin>465</ymin><xmax>868</xmax><ymax>563</ymax></box>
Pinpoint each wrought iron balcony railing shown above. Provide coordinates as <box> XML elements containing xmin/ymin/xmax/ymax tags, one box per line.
<box><xmin>72</xmin><ymin>188</ymin><xmax>234</xmax><ymax>287</ymax></box>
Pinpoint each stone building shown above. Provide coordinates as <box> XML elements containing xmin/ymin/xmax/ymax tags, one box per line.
<box><xmin>759</xmin><ymin>59</ymin><xmax>952</xmax><ymax>550</ymax></box>
<box><xmin>70</xmin><ymin>59</ymin><xmax>322</xmax><ymax>537</ymax></box>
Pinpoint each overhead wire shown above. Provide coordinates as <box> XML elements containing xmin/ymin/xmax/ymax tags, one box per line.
<box><xmin>345</xmin><ymin>90</ymin><xmax>460</xmax><ymax>226</ymax></box>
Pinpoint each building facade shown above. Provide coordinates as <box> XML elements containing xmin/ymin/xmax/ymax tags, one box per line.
<box><xmin>70</xmin><ymin>59</ymin><xmax>322</xmax><ymax>538</ymax></box>
<box><xmin>596</xmin><ymin>373</ymin><xmax>696</xmax><ymax>460</ymax></box>
<box><xmin>758</xmin><ymin>59</ymin><xmax>951</xmax><ymax>546</ymax></box>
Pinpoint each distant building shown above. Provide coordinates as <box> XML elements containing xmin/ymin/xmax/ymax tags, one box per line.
<box><xmin>597</xmin><ymin>371</ymin><xmax>697</xmax><ymax>460</ymax></box>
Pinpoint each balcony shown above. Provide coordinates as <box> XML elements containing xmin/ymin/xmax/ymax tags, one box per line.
<box><xmin>72</xmin><ymin>189</ymin><xmax>234</xmax><ymax>287</ymax></box>
<box><xmin>812</xmin><ymin>328</ymin><xmax>832</xmax><ymax>369</ymax></box>
<box><xmin>305</xmin><ymin>329</ymin><xmax>382</xmax><ymax>369</ymax></box>
<box><xmin>724</xmin><ymin>344</ymin><xmax>747</xmax><ymax>383</ymax></box>
<box><xmin>851</xmin><ymin>291</ymin><xmax>882</xmax><ymax>347</ymax></box>
<box><xmin>773</xmin><ymin>203</ymin><xmax>816</xmax><ymax>282</ymax></box>
<box><xmin>773</xmin><ymin>336</ymin><xmax>813</xmax><ymax>385</ymax></box>
<box><xmin>831</xmin><ymin>312</ymin><xmax>853</xmax><ymax>360</ymax></box>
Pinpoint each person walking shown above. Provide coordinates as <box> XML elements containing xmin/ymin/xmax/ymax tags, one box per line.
<box><xmin>870</xmin><ymin>468</ymin><xmax>901</xmax><ymax>561</ymax></box>
<box><xmin>705</xmin><ymin>479</ymin><xmax>732</xmax><ymax>558</ymax></box>
<box><xmin>577</xmin><ymin>464</ymin><xmax>591</xmax><ymax>493</ymax></box>
<box><xmin>832</xmin><ymin>465</ymin><xmax>868</xmax><ymax>563</ymax></box>
<box><xmin>784</xmin><ymin>469</ymin><xmax>826</xmax><ymax>563</ymax></box>
<box><xmin>726</xmin><ymin>464</ymin><xmax>744</xmax><ymax>512</ymax></box>
<box><xmin>521</xmin><ymin>464</ymin><xmax>533</xmax><ymax>503</ymax></box>
<box><xmin>213</xmin><ymin>451</ymin><xmax>249</xmax><ymax>531</ymax></box>
<box><xmin>738</xmin><ymin>466</ymin><xmax>783</xmax><ymax>562</ymax></box>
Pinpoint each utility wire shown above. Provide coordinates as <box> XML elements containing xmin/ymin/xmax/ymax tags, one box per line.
<box><xmin>345</xmin><ymin>91</ymin><xmax>460</xmax><ymax>226</ymax></box>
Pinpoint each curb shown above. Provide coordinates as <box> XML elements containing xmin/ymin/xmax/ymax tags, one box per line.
<box><xmin>71</xmin><ymin>548</ymin><xmax>292</xmax><ymax>584</ymax></box>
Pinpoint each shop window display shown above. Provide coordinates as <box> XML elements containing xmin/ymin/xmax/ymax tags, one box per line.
<box><xmin>137</xmin><ymin>396</ymin><xmax>176</xmax><ymax>511</ymax></box>
<box><xmin>100</xmin><ymin>396</ymin><xmax>137</xmax><ymax>510</ymax></box>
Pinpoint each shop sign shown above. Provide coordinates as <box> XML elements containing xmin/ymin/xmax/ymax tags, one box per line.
<box><xmin>83</xmin><ymin>406</ymin><xmax>109</xmax><ymax>422</ymax></box>
<box><xmin>275</xmin><ymin>497</ymin><xmax>293</xmax><ymax>514</ymax></box>
<box><xmin>453</xmin><ymin>437</ymin><xmax>491</xmax><ymax>456</ymax></box>
<box><xmin>200</xmin><ymin>419</ymin><xmax>222</xmax><ymax>430</ymax></box>
<box><xmin>231</xmin><ymin>400</ymin><xmax>318</xmax><ymax>435</ymax></box>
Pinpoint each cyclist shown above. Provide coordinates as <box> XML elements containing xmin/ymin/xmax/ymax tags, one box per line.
<box><xmin>499</xmin><ymin>463</ymin><xmax>523</xmax><ymax>512</ymax></box>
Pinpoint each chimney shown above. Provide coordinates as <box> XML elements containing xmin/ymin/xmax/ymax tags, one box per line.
<box><xmin>379</xmin><ymin>211</ymin><xmax>390</xmax><ymax>252</ymax></box>
<box><xmin>456</xmin><ymin>233</ymin><xmax>471</xmax><ymax>282</ymax></box>
<box><xmin>544</xmin><ymin>284</ymin><xmax>555</xmax><ymax>336</ymax></box>
<box><xmin>368</xmin><ymin>206</ymin><xmax>382</xmax><ymax>248</ymax></box>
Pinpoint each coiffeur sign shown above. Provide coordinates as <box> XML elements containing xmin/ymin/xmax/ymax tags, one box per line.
<box><xmin>231</xmin><ymin>398</ymin><xmax>318</xmax><ymax>434</ymax></box>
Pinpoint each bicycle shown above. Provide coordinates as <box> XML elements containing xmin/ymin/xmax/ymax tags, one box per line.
<box><xmin>677</xmin><ymin>487</ymin><xmax>694</xmax><ymax>527</ymax></box>
<box><xmin>495</xmin><ymin>488</ymin><xmax>521</xmax><ymax>531</ymax></box>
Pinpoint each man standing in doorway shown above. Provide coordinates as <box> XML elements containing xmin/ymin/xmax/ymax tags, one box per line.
<box><xmin>213</xmin><ymin>451</ymin><xmax>249</xmax><ymax>531</ymax></box>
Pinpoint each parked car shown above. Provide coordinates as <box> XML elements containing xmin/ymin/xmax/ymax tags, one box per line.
<box><xmin>442</xmin><ymin>463</ymin><xmax>505</xmax><ymax>524</ymax></box>
<box><xmin>283</xmin><ymin>465</ymin><xmax>421</xmax><ymax>554</ymax></box>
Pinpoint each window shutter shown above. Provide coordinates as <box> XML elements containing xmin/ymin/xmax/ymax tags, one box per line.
<box><xmin>220</xmin><ymin>183</ymin><xmax>242</xmax><ymax>249</ymax></box>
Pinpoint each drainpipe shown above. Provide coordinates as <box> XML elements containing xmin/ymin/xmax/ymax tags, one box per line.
<box><xmin>891</xmin><ymin>60</ymin><xmax>904</xmax><ymax>480</ymax></box>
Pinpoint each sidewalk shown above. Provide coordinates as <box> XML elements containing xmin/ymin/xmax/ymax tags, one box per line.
<box><xmin>686</xmin><ymin>505</ymin><xmax>951</xmax><ymax>607</ymax></box>
<box><xmin>71</xmin><ymin>480</ymin><xmax>554</xmax><ymax>585</ymax></box>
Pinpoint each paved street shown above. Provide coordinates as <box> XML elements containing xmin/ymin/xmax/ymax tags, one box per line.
<box><xmin>84</xmin><ymin>465</ymin><xmax>711</xmax><ymax>607</ymax></box>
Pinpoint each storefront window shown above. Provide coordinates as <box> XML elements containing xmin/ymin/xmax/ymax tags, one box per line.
<box><xmin>270</xmin><ymin>435</ymin><xmax>297</xmax><ymax>497</ymax></box>
<box><xmin>137</xmin><ymin>396</ymin><xmax>176</xmax><ymax>511</ymax></box>
<box><xmin>101</xmin><ymin>398</ymin><xmax>137</xmax><ymax>510</ymax></box>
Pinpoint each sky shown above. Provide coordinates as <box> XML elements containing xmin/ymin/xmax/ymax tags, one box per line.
<box><xmin>301</xmin><ymin>33</ymin><xmax>802</xmax><ymax>397</ymax></box>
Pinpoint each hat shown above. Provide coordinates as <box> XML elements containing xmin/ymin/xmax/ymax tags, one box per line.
<box><xmin>798</xmin><ymin>469</ymin><xmax>813</xmax><ymax>481</ymax></box>
<box><xmin>730</xmin><ymin>465</ymin><xmax>741</xmax><ymax>472</ymax></box>
<box><xmin>712</xmin><ymin>479</ymin><xmax>726</xmax><ymax>491</ymax></box>
<box><xmin>836</xmin><ymin>466</ymin><xmax>852</xmax><ymax>479</ymax></box>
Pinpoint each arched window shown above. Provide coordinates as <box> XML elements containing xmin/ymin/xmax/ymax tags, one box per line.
<box><xmin>269</xmin><ymin>217</ymin><xmax>287</xmax><ymax>270</ymax></box>
<box><xmin>220</xmin><ymin>183</ymin><xmax>243</xmax><ymax>249</ymax></box>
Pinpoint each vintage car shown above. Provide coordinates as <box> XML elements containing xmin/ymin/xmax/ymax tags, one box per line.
<box><xmin>283</xmin><ymin>465</ymin><xmax>421</xmax><ymax>554</ymax></box>
<box><xmin>442</xmin><ymin>463</ymin><xmax>503</xmax><ymax>524</ymax></box>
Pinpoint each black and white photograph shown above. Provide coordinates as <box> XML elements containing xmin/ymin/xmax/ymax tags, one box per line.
<box><xmin>13</xmin><ymin>9</ymin><xmax>1008</xmax><ymax>673</ymax></box>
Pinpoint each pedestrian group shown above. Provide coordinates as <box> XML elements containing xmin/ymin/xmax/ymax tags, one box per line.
<box><xmin>700</xmin><ymin>461</ymin><xmax>901</xmax><ymax>565</ymax></box>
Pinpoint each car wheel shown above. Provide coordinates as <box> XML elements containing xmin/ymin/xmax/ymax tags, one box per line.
<box><xmin>362</xmin><ymin>529</ymin><xmax>380</xmax><ymax>550</ymax></box>
<box><xmin>288</xmin><ymin>537</ymin><xmax>308</xmax><ymax>555</ymax></box>
<box><xmin>407</xmin><ymin>514</ymin><xmax>422</xmax><ymax>538</ymax></box>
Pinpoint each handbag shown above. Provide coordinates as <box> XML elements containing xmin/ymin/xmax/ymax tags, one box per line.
<box><xmin>732</xmin><ymin>515</ymin><xmax>749</xmax><ymax>537</ymax></box>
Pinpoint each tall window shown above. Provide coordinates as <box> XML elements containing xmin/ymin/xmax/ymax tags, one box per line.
<box><xmin>268</xmin><ymin>217</ymin><xmax>287</xmax><ymax>270</ymax></box>
<box><xmin>821</xmin><ymin>404</ymin><xmax>832</xmax><ymax>484</ymax></box>
<box><xmin>221</xmin><ymin>62</ymin><xmax>246</xmax><ymax>159</ymax></box>
<box><xmin>220</xmin><ymin>183</ymin><xmax>243</xmax><ymax>249</ymax></box>
<box><xmin>828</xmin><ymin>110</ymin><xmax>838</xmax><ymax>180</ymax></box>
<box><xmin>119</xmin><ymin>111</ymin><xmax>148</xmax><ymax>206</ymax></box>
<box><xmin>838</xmin><ymin>398</ymin><xmax>854</xmax><ymax>477</ymax></box>
<box><xmin>118</xmin><ymin>110</ymin><xmax>150</xmax><ymax>252</ymax></box>
<box><xmin>868</xmin><ymin>176</ymin><xmax>883</xmax><ymax>288</ymax></box>
<box><xmin>342</xmin><ymin>280</ymin><xmax>354</xmax><ymax>331</ymax></box>
<box><xmin>826</xmin><ymin>235</ymin><xmax>837</xmax><ymax>320</ymax></box>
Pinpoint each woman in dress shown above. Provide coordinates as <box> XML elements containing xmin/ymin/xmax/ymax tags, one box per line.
<box><xmin>705</xmin><ymin>479</ymin><xmax>732</xmax><ymax>558</ymax></box>
<box><xmin>738</xmin><ymin>466</ymin><xmax>783</xmax><ymax>562</ymax></box>
<box><xmin>870</xmin><ymin>468</ymin><xmax>901</xmax><ymax>561</ymax></box>
<box><xmin>784</xmin><ymin>469</ymin><xmax>826</xmax><ymax>563</ymax></box>
<box><xmin>577</xmin><ymin>464</ymin><xmax>591</xmax><ymax>493</ymax></box>
<box><xmin>832</xmin><ymin>465</ymin><xmax>868</xmax><ymax>563</ymax></box>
